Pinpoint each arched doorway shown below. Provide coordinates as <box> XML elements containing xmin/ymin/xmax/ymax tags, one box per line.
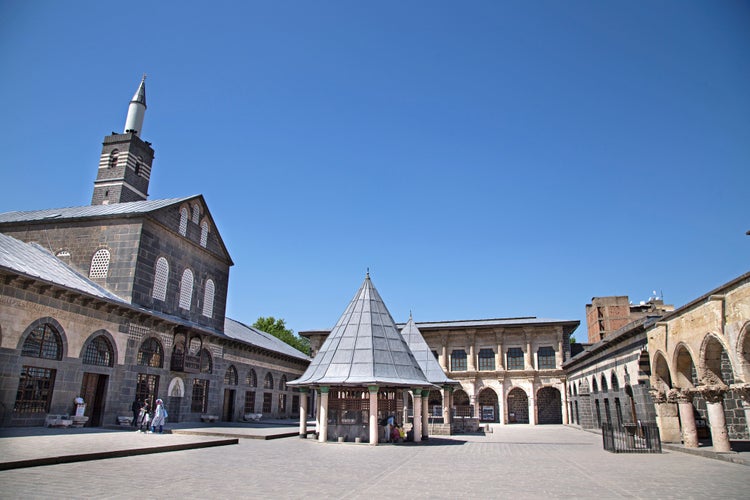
<box><xmin>428</xmin><ymin>389</ymin><xmax>443</xmax><ymax>420</ymax></box>
<box><xmin>537</xmin><ymin>387</ymin><xmax>562</xmax><ymax>424</ymax></box>
<box><xmin>453</xmin><ymin>389</ymin><xmax>471</xmax><ymax>418</ymax></box>
<box><xmin>477</xmin><ymin>388</ymin><xmax>498</xmax><ymax>422</ymax></box>
<box><xmin>507</xmin><ymin>387</ymin><xmax>528</xmax><ymax>424</ymax></box>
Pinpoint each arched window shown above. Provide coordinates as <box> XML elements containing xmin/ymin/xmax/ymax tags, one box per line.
<box><xmin>611</xmin><ymin>372</ymin><xmax>620</xmax><ymax>391</ymax></box>
<box><xmin>246</xmin><ymin>369</ymin><xmax>257</xmax><ymax>387</ymax></box>
<box><xmin>179</xmin><ymin>269</ymin><xmax>194</xmax><ymax>310</ymax></box>
<box><xmin>202</xmin><ymin>279</ymin><xmax>215</xmax><ymax>317</ymax></box>
<box><xmin>264</xmin><ymin>372</ymin><xmax>274</xmax><ymax>389</ymax></box>
<box><xmin>22</xmin><ymin>323</ymin><xmax>62</xmax><ymax>360</ymax></box>
<box><xmin>192</xmin><ymin>204</ymin><xmax>201</xmax><ymax>223</ymax></box>
<box><xmin>83</xmin><ymin>335</ymin><xmax>114</xmax><ymax>367</ymax></box>
<box><xmin>592</xmin><ymin>377</ymin><xmax>599</xmax><ymax>393</ymax></box>
<box><xmin>279</xmin><ymin>375</ymin><xmax>287</xmax><ymax>391</ymax></box>
<box><xmin>179</xmin><ymin>207</ymin><xmax>189</xmax><ymax>236</ymax></box>
<box><xmin>451</xmin><ymin>349</ymin><xmax>467</xmax><ymax>371</ymax></box>
<box><xmin>478</xmin><ymin>348</ymin><xmax>495</xmax><ymax>371</ymax></box>
<box><xmin>152</xmin><ymin>257</ymin><xmax>169</xmax><ymax>301</ymax></box>
<box><xmin>200</xmin><ymin>348</ymin><xmax>212</xmax><ymax>374</ymax></box>
<box><xmin>89</xmin><ymin>249</ymin><xmax>111</xmax><ymax>279</ymax></box>
<box><xmin>137</xmin><ymin>338</ymin><xmax>163</xmax><ymax>368</ymax></box>
<box><xmin>108</xmin><ymin>149</ymin><xmax>119</xmax><ymax>168</ymax></box>
<box><xmin>225</xmin><ymin>365</ymin><xmax>238</xmax><ymax>385</ymax></box>
<box><xmin>200</xmin><ymin>221</ymin><xmax>209</xmax><ymax>247</ymax></box>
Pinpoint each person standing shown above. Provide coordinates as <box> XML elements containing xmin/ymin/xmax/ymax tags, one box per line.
<box><xmin>151</xmin><ymin>399</ymin><xmax>168</xmax><ymax>434</ymax></box>
<box><xmin>131</xmin><ymin>397</ymin><xmax>141</xmax><ymax>427</ymax></box>
<box><xmin>137</xmin><ymin>401</ymin><xmax>151</xmax><ymax>432</ymax></box>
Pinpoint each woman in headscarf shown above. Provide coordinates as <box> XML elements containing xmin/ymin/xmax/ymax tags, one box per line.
<box><xmin>150</xmin><ymin>399</ymin><xmax>168</xmax><ymax>433</ymax></box>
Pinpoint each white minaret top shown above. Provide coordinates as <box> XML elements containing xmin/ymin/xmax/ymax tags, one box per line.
<box><xmin>124</xmin><ymin>75</ymin><xmax>147</xmax><ymax>136</ymax></box>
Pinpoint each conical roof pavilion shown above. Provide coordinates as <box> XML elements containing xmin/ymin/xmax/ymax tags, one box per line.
<box><xmin>400</xmin><ymin>315</ymin><xmax>459</xmax><ymax>386</ymax></box>
<box><xmin>289</xmin><ymin>274</ymin><xmax>432</xmax><ymax>388</ymax></box>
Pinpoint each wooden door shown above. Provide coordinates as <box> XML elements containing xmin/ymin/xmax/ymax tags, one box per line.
<box><xmin>80</xmin><ymin>373</ymin><xmax>108</xmax><ymax>426</ymax></box>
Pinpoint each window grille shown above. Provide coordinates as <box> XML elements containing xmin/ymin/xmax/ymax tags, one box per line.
<box><xmin>83</xmin><ymin>336</ymin><xmax>114</xmax><ymax>367</ymax></box>
<box><xmin>537</xmin><ymin>346</ymin><xmax>556</xmax><ymax>370</ymax></box>
<box><xmin>192</xmin><ymin>379</ymin><xmax>209</xmax><ymax>413</ymax></box>
<box><xmin>152</xmin><ymin>257</ymin><xmax>169</xmax><ymax>301</ymax></box>
<box><xmin>89</xmin><ymin>249</ymin><xmax>110</xmax><ymax>278</ymax></box>
<box><xmin>136</xmin><ymin>373</ymin><xmax>159</xmax><ymax>410</ymax></box>
<box><xmin>179</xmin><ymin>207</ymin><xmax>188</xmax><ymax>236</ymax></box>
<box><xmin>179</xmin><ymin>269</ymin><xmax>193</xmax><ymax>309</ymax></box>
<box><xmin>478</xmin><ymin>348</ymin><xmax>495</xmax><ymax>371</ymax></box>
<box><xmin>244</xmin><ymin>391</ymin><xmax>256</xmax><ymax>413</ymax></box>
<box><xmin>278</xmin><ymin>393</ymin><xmax>287</xmax><ymax>413</ymax></box>
<box><xmin>200</xmin><ymin>349</ymin><xmax>212</xmax><ymax>374</ymax></box>
<box><xmin>14</xmin><ymin>366</ymin><xmax>56</xmax><ymax>413</ymax></box>
<box><xmin>202</xmin><ymin>279</ymin><xmax>215</xmax><ymax>317</ymax></box>
<box><xmin>264</xmin><ymin>373</ymin><xmax>274</xmax><ymax>389</ymax></box>
<box><xmin>262</xmin><ymin>392</ymin><xmax>273</xmax><ymax>413</ymax></box>
<box><xmin>200</xmin><ymin>221</ymin><xmax>209</xmax><ymax>247</ymax></box>
<box><xmin>246</xmin><ymin>369</ymin><xmax>257</xmax><ymax>387</ymax></box>
<box><xmin>450</xmin><ymin>349</ymin><xmax>467</xmax><ymax>371</ymax></box>
<box><xmin>224</xmin><ymin>365</ymin><xmax>238</xmax><ymax>385</ymax></box>
<box><xmin>192</xmin><ymin>204</ymin><xmax>201</xmax><ymax>223</ymax></box>
<box><xmin>22</xmin><ymin>323</ymin><xmax>62</xmax><ymax>360</ymax></box>
<box><xmin>137</xmin><ymin>338</ymin><xmax>163</xmax><ymax>368</ymax></box>
<box><xmin>507</xmin><ymin>348</ymin><xmax>524</xmax><ymax>370</ymax></box>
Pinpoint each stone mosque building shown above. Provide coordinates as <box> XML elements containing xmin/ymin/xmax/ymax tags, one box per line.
<box><xmin>0</xmin><ymin>78</ymin><xmax>310</xmax><ymax>427</ymax></box>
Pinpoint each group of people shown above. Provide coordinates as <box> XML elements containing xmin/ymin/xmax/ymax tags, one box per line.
<box><xmin>131</xmin><ymin>397</ymin><xmax>168</xmax><ymax>433</ymax></box>
<box><xmin>383</xmin><ymin>415</ymin><xmax>408</xmax><ymax>443</ymax></box>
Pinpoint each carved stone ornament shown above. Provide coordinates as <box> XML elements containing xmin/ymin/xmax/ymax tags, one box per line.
<box><xmin>648</xmin><ymin>389</ymin><xmax>667</xmax><ymax>404</ymax></box>
<box><xmin>697</xmin><ymin>385</ymin><xmax>728</xmax><ymax>404</ymax></box>
<box><xmin>730</xmin><ymin>383</ymin><xmax>750</xmax><ymax>402</ymax></box>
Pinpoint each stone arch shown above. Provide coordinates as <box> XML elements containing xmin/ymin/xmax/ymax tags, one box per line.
<box><xmin>537</xmin><ymin>386</ymin><xmax>562</xmax><ymax>424</ymax></box>
<box><xmin>673</xmin><ymin>342</ymin><xmax>698</xmax><ymax>388</ymax></box>
<box><xmin>600</xmin><ymin>374</ymin><xmax>608</xmax><ymax>392</ymax></box>
<box><xmin>168</xmin><ymin>377</ymin><xmax>185</xmax><ymax>397</ymax></box>
<box><xmin>610</xmin><ymin>372</ymin><xmax>619</xmax><ymax>392</ymax></box>
<box><xmin>700</xmin><ymin>334</ymin><xmax>734</xmax><ymax>385</ymax></box>
<box><xmin>427</xmin><ymin>389</ymin><xmax>443</xmax><ymax>415</ymax></box>
<box><xmin>18</xmin><ymin>317</ymin><xmax>68</xmax><ymax>358</ymax></box>
<box><xmin>506</xmin><ymin>387</ymin><xmax>528</xmax><ymax>424</ymax></box>
<box><xmin>573</xmin><ymin>383</ymin><xmax>578</xmax><ymax>396</ymax></box>
<box><xmin>80</xmin><ymin>329</ymin><xmax>117</xmax><ymax>367</ymax></box>
<box><xmin>652</xmin><ymin>351</ymin><xmax>672</xmax><ymax>391</ymax></box>
<box><xmin>453</xmin><ymin>389</ymin><xmax>471</xmax><ymax>418</ymax></box>
<box><xmin>224</xmin><ymin>365</ymin><xmax>238</xmax><ymax>385</ymax></box>
<box><xmin>138</xmin><ymin>337</ymin><xmax>164</xmax><ymax>368</ymax></box>
<box><xmin>591</xmin><ymin>376</ymin><xmax>599</xmax><ymax>393</ymax></box>
<box><xmin>477</xmin><ymin>387</ymin><xmax>499</xmax><ymax>422</ymax></box>
<box><xmin>739</xmin><ymin>321</ymin><xmax>750</xmax><ymax>383</ymax></box>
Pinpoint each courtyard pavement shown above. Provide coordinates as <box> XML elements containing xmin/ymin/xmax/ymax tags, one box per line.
<box><xmin>0</xmin><ymin>423</ymin><xmax>748</xmax><ymax>499</ymax></box>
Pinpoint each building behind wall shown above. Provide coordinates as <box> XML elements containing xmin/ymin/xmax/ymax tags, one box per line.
<box><xmin>586</xmin><ymin>296</ymin><xmax>674</xmax><ymax>343</ymax></box>
<box><xmin>0</xmin><ymin>78</ymin><xmax>310</xmax><ymax>428</ymax></box>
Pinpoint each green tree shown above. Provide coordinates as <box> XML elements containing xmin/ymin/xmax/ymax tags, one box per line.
<box><xmin>252</xmin><ymin>316</ymin><xmax>310</xmax><ymax>355</ymax></box>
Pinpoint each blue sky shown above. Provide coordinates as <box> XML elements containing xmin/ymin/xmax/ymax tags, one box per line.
<box><xmin>1</xmin><ymin>1</ymin><xmax>748</xmax><ymax>340</ymax></box>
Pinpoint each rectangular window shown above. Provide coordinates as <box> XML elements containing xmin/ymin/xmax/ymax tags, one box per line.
<box><xmin>478</xmin><ymin>348</ymin><xmax>495</xmax><ymax>371</ymax></box>
<box><xmin>292</xmin><ymin>395</ymin><xmax>300</xmax><ymax>414</ymax></box>
<box><xmin>278</xmin><ymin>393</ymin><xmax>287</xmax><ymax>414</ymax></box>
<box><xmin>450</xmin><ymin>349</ymin><xmax>467</xmax><ymax>372</ymax></box>
<box><xmin>537</xmin><ymin>346</ymin><xmax>556</xmax><ymax>369</ymax></box>
<box><xmin>192</xmin><ymin>379</ymin><xmax>209</xmax><ymax>413</ymax></box>
<box><xmin>136</xmin><ymin>373</ymin><xmax>159</xmax><ymax>408</ymax></box>
<box><xmin>14</xmin><ymin>366</ymin><xmax>56</xmax><ymax>413</ymax></box>
<box><xmin>262</xmin><ymin>392</ymin><xmax>273</xmax><ymax>413</ymax></box>
<box><xmin>507</xmin><ymin>348</ymin><xmax>524</xmax><ymax>370</ymax></box>
<box><xmin>244</xmin><ymin>391</ymin><xmax>256</xmax><ymax>413</ymax></box>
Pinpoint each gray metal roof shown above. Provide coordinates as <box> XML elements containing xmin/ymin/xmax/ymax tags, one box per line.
<box><xmin>289</xmin><ymin>274</ymin><xmax>432</xmax><ymax>388</ymax></box>
<box><xmin>0</xmin><ymin>232</ymin><xmax>125</xmax><ymax>301</ymax></box>
<box><xmin>400</xmin><ymin>315</ymin><xmax>459</xmax><ymax>386</ymax></box>
<box><xmin>223</xmin><ymin>318</ymin><xmax>311</xmax><ymax>362</ymax></box>
<box><xmin>0</xmin><ymin>197</ymin><xmax>195</xmax><ymax>224</ymax></box>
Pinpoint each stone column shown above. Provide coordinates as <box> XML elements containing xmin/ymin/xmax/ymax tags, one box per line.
<box><xmin>526</xmin><ymin>338</ymin><xmax>533</xmax><ymax>370</ymax></box>
<box><xmin>440</xmin><ymin>335</ymin><xmax>448</xmax><ymax>371</ymax></box>
<box><xmin>422</xmin><ymin>389</ymin><xmax>430</xmax><ymax>439</ymax></box>
<box><xmin>443</xmin><ymin>386</ymin><xmax>453</xmax><ymax>426</ymax></box>
<box><xmin>529</xmin><ymin>386</ymin><xmax>537</xmax><ymax>425</ymax></box>
<box><xmin>561</xmin><ymin>380</ymin><xmax>569</xmax><ymax>425</ymax></box>
<box><xmin>650</xmin><ymin>389</ymin><xmax>681</xmax><ymax>443</ymax></box>
<box><xmin>495</xmin><ymin>330</ymin><xmax>504</xmax><ymax>371</ymax></box>
<box><xmin>700</xmin><ymin>386</ymin><xmax>731</xmax><ymax>453</ymax></box>
<box><xmin>556</xmin><ymin>340</ymin><xmax>564</xmax><ymax>368</ymax></box>
<box><xmin>315</xmin><ymin>389</ymin><xmax>322</xmax><ymax>436</ymax></box>
<box><xmin>497</xmin><ymin>384</ymin><xmax>505</xmax><ymax>425</ymax></box>
<box><xmin>412</xmin><ymin>388</ymin><xmax>423</xmax><ymax>442</ymax></box>
<box><xmin>318</xmin><ymin>386</ymin><xmax>329</xmax><ymax>443</ymax></box>
<box><xmin>468</xmin><ymin>331</ymin><xmax>476</xmax><ymax>372</ymax></box>
<box><xmin>368</xmin><ymin>385</ymin><xmax>379</xmax><ymax>445</ymax></box>
<box><xmin>671</xmin><ymin>388</ymin><xmax>698</xmax><ymax>448</ymax></box>
<box><xmin>299</xmin><ymin>388</ymin><xmax>308</xmax><ymax>438</ymax></box>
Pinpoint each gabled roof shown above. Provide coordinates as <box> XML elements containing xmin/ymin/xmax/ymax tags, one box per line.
<box><xmin>289</xmin><ymin>274</ymin><xmax>432</xmax><ymax>388</ymax></box>
<box><xmin>224</xmin><ymin>318</ymin><xmax>311</xmax><ymax>362</ymax></box>
<box><xmin>0</xmin><ymin>197</ymin><xmax>194</xmax><ymax>223</ymax></box>
<box><xmin>0</xmin><ymin>232</ymin><xmax>125</xmax><ymax>301</ymax></box>
<box><xmin>400</xmin><ymin>315</ymin><xmax>459</xmax><ymax>386</ymax></box>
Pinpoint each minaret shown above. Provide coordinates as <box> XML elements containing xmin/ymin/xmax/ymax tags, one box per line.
<box><xmin>92</xmin><ymin>75</ymin><xmax>155</xmax><ymax>205</ymax></box>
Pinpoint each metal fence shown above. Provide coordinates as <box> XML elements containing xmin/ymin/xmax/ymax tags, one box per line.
<box><xmin>601</xmin><ymin>422</ymin><xmax>662</xmax><ymax>453</ymax></box>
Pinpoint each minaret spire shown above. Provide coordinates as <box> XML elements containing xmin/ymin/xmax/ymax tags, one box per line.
<box><xmin>124</xmin><ymin>74</ymin><xmax>147</xmax><ymax>136</ymax></box>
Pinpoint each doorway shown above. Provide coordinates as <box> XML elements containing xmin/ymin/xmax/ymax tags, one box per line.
<box><xmin>222</xmin><ymin>389</ymin><xmax>235</xmax><ymax>421</ymax></box>
<box><xmin>80</xmin><ymin>373</ymin><xmax>108</xmax><ymax>426</ymax></box>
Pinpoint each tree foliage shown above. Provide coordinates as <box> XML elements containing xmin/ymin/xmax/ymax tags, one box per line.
<box><xmin>252</xmin><ymin>316</ymin><xmax>310</xmax><ymax>355</ymax></box>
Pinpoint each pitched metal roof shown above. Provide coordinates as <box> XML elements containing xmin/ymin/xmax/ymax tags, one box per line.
<box><xmin>289</xmin><ymin>274</ymin><xmax>432</xmax><ymax>388</ymax></box>
<box><xmin>400</xmin><ymin>315</ymin><xmax>459</xmax><ymax>386</ymax></box>
<box><xmin>0</xmin><ymin>232</ymin><xmax>125</xmax><ymax>301</ymax></box>
<box><xmin>223</xmin><ymin>318</ymin><xmax>311</xmax><ymax>362</ymax></box>
<box><xmin>397</xmin><ymin>317</ymin><xmax>580</xmax><ymax>336</ymax></box>
<box><xmin>0</xmin><ymin>197</ymin><xmax>195</xmax><ymax>224</ymax></box>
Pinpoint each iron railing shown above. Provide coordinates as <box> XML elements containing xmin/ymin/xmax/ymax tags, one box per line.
<box><xmin>602</xmin><ymin>422</ymin><xmax>661</xmax><ymax>453</ymax></box>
